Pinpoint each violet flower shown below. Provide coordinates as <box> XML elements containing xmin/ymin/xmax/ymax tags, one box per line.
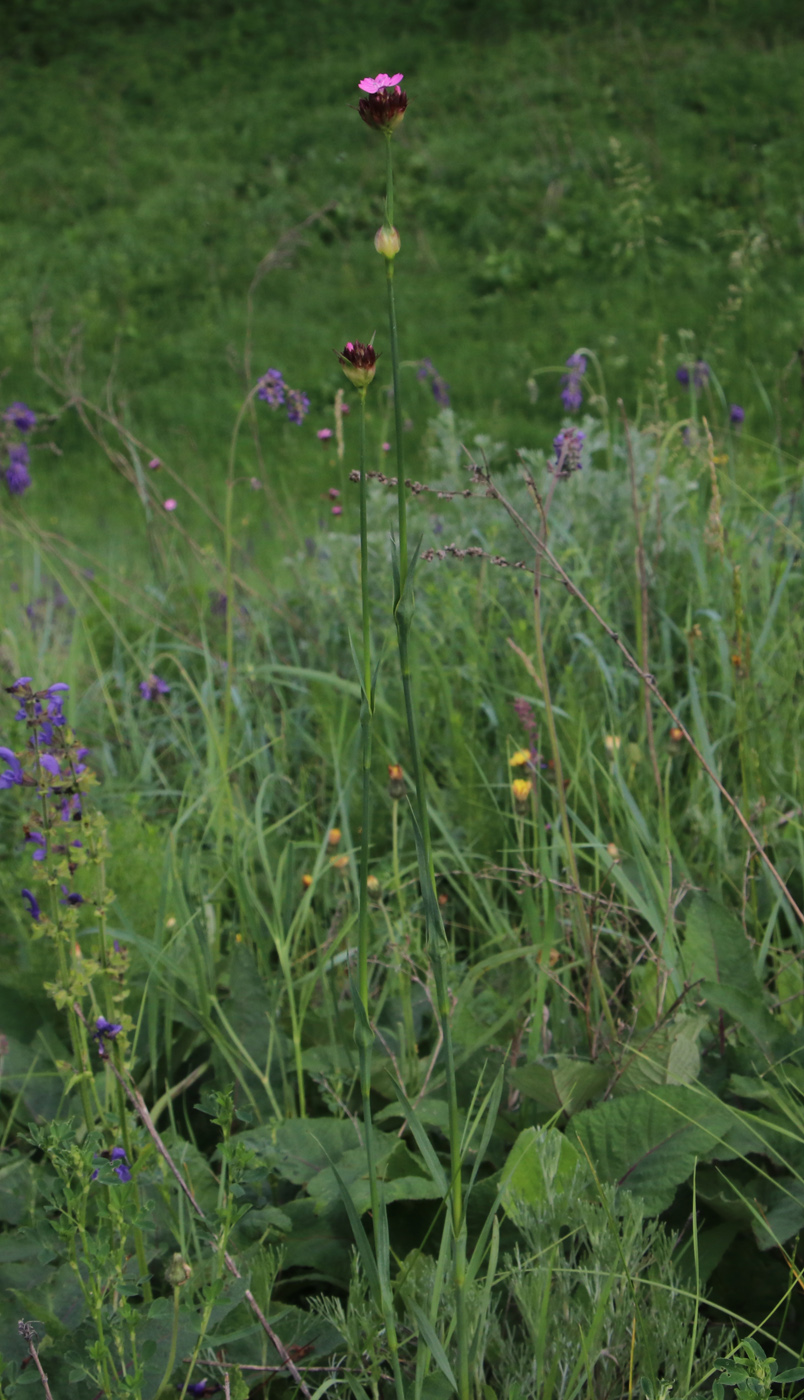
<box><xmin>92</xmin><ymin>1016</ymin><xmax>123</xmax><ymax>1058</ymax></box>
<box><xmin>560</xmin><ymin>353</ymin><xmax>586</xmax><ymax>413</ymax></box>
<box><xmin>60</xmin><ymin>886</ymin><xmax>84</xmax><ymax>906</ymax></box>
<box><xmin>286</xmin><ymin>388</ymin><xmax>310</xmax><ymax>425</ymax></box>
<box><xmin>256</xmin><ymin>369</ymin><xmax>285</xmax><ymax>408</ymax></box>
<box><xmin>0</xmin><ymin>748</ymin><xmax>24</xmax><ymax>788</ymax></box>
<box><xmin>676</xmin><ymin>360</ymin><xmax>710</xmax><ymax>392</ymax></box>
<box><xmin>552</xmin><ymin>427</ymin><xmax>585</xmax><ymax>476</ymax></box>
<box><xmin>730</xmin><ymin>404</ymin><xmax>745</xmax><ymax>426</ymax></box>
<box><xmin>5</xmin><ymin>445</ymin><xmax>31</xmax><ymax>496</ymax></box>
<box><xmin>139</xmin><ymin>674</ymin><xmax>170</xmax><ymax>701</ymax></box>
<box><xmin>25</xmin><ymin>831</ymin><xmax>47</xmax><ymax>861</ymax></box>
<box><xmin>91</xmin><ymin>1147</ymin><xmax>132</xmax><ymax>1183</ymax></box>
<box><xmin>3</xmin><ymin>402</ymin><xmax>37</xmax><ymax>433</ymax></box>
<box><xmin>21</xmin><ymin>888</ymin><xmax>40</xmax><ymax>921</ymax></box>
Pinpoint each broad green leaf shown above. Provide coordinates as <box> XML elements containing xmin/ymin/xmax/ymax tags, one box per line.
<box><xmin>509</xmin><ymin>1058</ymin><xmax>610</xmax><ymax>1115</ymax></box>
<box><xmin>681</xmin><ymin>894</ymin><xmax>761</xmax><ymax>997</ymax></box>
<box><xmin>500</xmin><ymin>1126</ymin><xmax>585</xmax><ymax>1225</ymax></box>
<box><xmin>567</xmin><ymin>1085</ymin><xmax>735</xmax><ymax>1214</ymax></box>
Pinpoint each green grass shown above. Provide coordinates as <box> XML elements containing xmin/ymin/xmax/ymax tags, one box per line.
<box><xmin>2</xmin><ymin>4</ymin><xmax>804</xmax><ymax>552</ymax></box>
<box><xmin>2</xmin><ymin>5</ymin><xmax>804</xmax><ymax>1397</ymax></box>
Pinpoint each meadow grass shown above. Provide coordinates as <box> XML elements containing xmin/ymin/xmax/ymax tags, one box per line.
<box><xmin>2</xmin><ymin>5</ymin><xmax>804</xmax><ymax>1399</ymax></box>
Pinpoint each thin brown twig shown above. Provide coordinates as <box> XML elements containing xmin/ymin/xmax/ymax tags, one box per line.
<box><xmin>18</xmin><ymin>1323</ymin><xmax>55</xmax><ymax>1400</ymax></box>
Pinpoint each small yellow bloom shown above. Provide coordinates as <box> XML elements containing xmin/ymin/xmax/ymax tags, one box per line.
<box><xmin>511</xmin><ymin>778</ymin><xmax>533</xmax><ymax>807</ymax></box>
<box><xmin>327</xmin><ymin>827</ymin><xmax>342</xmax><ymax>848</ymax></box>
<box><xmin>367</xmin><ymin>874</ymin><xmax>381</xmax><ymax>896</ymax></box>
<box><xmin>331</xmin><ymin>854</ymin><xmax>349</xmax><ymax>872</ymax></box>
<box><xmin>509</xmin><ymin>749</ymin><xmax>531</xmax><ymax>767</ymax></box>
<box><xmin>713</xmin><ymin>453</ymin><xmax>728</xmax><ymax>465</ymax></box>
<box><xmin>301</xmin><ymin>873</ymin><xmax>313</xmax><ymax>889</ymax></box>
<box><xmin>669</xmin><ymin>725</ymin><xmax>684</xmax><ymax>744</ymax></box>
<box><xmin>604</xmin><ymin>735</ymin><xmax>622</xmax><ymax>755</ymax></box>
<box><xmin>606</xmin><ymin>842</ymin><xmax>620</xmax><ymax>861</ymax></box>
<box><xmin>166</xmin><ymin>916</ymin><xmax>176</xmax><ymax>930</ymax></box>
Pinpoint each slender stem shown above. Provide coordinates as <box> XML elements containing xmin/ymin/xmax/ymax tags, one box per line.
<box><xmin>382</xmin><ymin>133</ymin><xmax>470</xmax><ymax>1400</ymax></box>
<box><xmin>355</xmin><ymin>387</ymin><xmax>406</xmax><ymax>1400</ymax></box>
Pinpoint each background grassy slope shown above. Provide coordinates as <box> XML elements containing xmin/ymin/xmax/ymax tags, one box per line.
<box><xmin>1</xmin><ymin>0</ymin><xmax>804</xmax><ymax>550</ymax></box>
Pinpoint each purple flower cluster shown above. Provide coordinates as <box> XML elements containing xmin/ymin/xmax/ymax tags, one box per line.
<box><xmin>560</xmin><ymin>353</ymin><xmax>586</xmax><ymax>413</ymax></box>
<box><xmin>92</xmin><ymin>1016</ymin><xmax>123</xmax><ymax>1059</ymax></box>
<box><xmin>2</xmin><ymin>679</ymin><xmax>88</xmax><ymax>914</ymax></box>
<box><xmin>730</xmin><ymin>404</ymin><xmax>745</xmax><ymax>426</ymax></box>
<box><xmin>3</xmin><ymin>401</ymin><xmax>37</xmax><ymax>497</ymax></box>
<box><xmin>676</xmin><ymin>360</ymin><xmax>710</xmax><ymax>392</ymax></box>
<box><xmin>417</xmin><ymin>359</ymin><xmax>451</xmax><ymax>408</ymax></box>
<box><xmin>139</xmin><ymin>673</ymin><xmax>170</xmax><ymax>701</ymax></box>
<box><xmin>552</xmin><ymin>427</ymin><xmax>585</xmax><ymax>477</ymax></box>
<box><xmin>257</xmin><ymin>369</ymin><xmax>310</xmax><ymax>424</ymax></box>
<box><xmin>91</xmin><ymin>1147</ymin><xmax>132</xmax><ymax>1183</ymax></box>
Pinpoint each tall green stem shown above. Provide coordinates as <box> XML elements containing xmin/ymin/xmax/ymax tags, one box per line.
<box><xmin>383</xmin><ymin>130</ymin><xmax>470</xmax><ymax>1400</ymax></box>
<box><xmin>355</xmin><ymin>388</ymin><xmax>406</xmax><ymax>1400</ymax></box>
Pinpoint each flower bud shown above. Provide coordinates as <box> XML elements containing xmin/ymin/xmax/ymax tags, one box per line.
<box><xmin>337</xmin><ymin>341</ymin><xmax>377</xmax><ymax>390</ymax></box>
<box><xmin>165</xmin><ymin>1253</ymin><xmax>192</xmax><ymax>1287</ymax></box>
<box><xmin>387</xmin><ymin>763</ymin><xmax>405</xmax><ymax>799</ymax></box>
<box><xmin>374</xmin><ymin>225</ymin><xmax>401</xmax><ymax>260</ymax></box>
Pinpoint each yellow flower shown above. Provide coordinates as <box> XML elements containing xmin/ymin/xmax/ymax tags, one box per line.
<box><xmin>511</xmin><ymin>778</ymin><xmax>533</xmax><ymax>806</ymax></box>
<box><xmin>327</xmin><ymin>827</ymin><xmax>342</xmax><ymax>848</ymax></box>
<box><xmin>331</xmin><ymin>854</ymin><xmax>349</xmax><ymax>872</ymax></box>
<box><xmin>606</xmin><ymin>842</ymin><xmax>620</xmax><ymax>862</ymax></box>
<box><xmin>604</xmin><ymin>734</ymin><xmax>621</xmax><ymax>755</ymax></box>
<box><xmin>301</xmin><ymin>873</ymin><xmax>313</xmax><ymax>889</ymax></box>
<box><xmin>367</xmin><ymin>874</ymin><xmax>381</xmax><ymax>895</ymax></box>
<box><xmin>509</xmin><ymin>749</ymin><xmax>531</xmax><ymax>767</ymax></box>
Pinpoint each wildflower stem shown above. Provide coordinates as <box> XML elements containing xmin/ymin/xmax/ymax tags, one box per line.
<box><xmin>354</xmin><ymin>387</ymin><xmax>407</xmax><ymax>1400</ymax></box>
<box><xmin>382</xmin><ymin>121</ymin><xmax>470</xmax><ymax>1400</ymax></box>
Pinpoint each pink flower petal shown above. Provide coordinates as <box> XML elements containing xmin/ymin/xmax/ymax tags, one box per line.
<box><xmin>317</xmin><ymin>428</ymin><xmax>333</xmax><ymax>441</ymax></box>
<box><xmin>358</xmin><ymin>72</ymin><xmax>403</xmax><ymax>94</ymax></box>
<box><xmin>163</xmin><ymin>498</ymin><xmax>177</xmax><ymax>512</ymax></box>
<box><xmin>331</xmin><ymin>505</ymin><xmax>343</xmax><ymax>516</ymax></box>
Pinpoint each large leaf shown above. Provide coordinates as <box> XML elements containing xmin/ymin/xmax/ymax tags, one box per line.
<box><xmin>501</xmin><ymin>1126</ymin><xmax>586</xmax><ymax>1226</ymax></box>
<box><xmin>681</xmin><ymin>894</ymin><xmax>761</xmax><ymax>997</ymax></box>
<box><xmin>510</xmin><ymin>1059</ymin><xmax>610</xmax><ymax>1115</ymax></box>
<box><xmin>567</xmin><ymin>1085</ymin><xmax>735</xmax><ymax>1214</ymax></box>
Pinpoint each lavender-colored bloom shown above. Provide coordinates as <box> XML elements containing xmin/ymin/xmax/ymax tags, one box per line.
<box><xmin>560</xmin><ymin>353</ymin><xmax>587</xmax><ymax>413</ymax></box>
<box><xmin>139</xmin><ymin>673</ymin><xmax>170</xmax><ymax>701</ymax></box>
<box><xmin>7</xmin><ymin>677</ymin><xmax>33</xmax><ymax>693</ymax></box>
<box><xmin>729</xmin><ymin>404</ymin><xmax>745</xmax><ymax>426</ymax></box>
<box><xmin>257</xmin><ymin>368</ymin><xmax>285</xmax><ymax>408</ymax></box>
<box><xmin>5</xmin><ymin>444</ymin><xmax>31</xmax><ymax>496</ymax></box>
<box><xmin>184</xmin><ymin>1384</ymin><xmax>213</xmax><ymax>1398</ymax></box>
<box><xmin>92</xmin><ymin>1016</ymin><xmax>123</xmax><ymax>1058</ymax></box>
<box><xmin>0</xmin><ymin>747</ymin><xmax>24</xmax><ymax>788</ymax></box>
<box><xmin>417</xmin><ymin>358</ymin><xmax>451</xmax><ymax>408</ymax></box>
<box><xmin>4</xmin><ymin>402</ymin><xmax>37</xmax><ymax>433</ymax></box>
<box><xmin>25</xmin><ymin>831</ymin><xmax>47</xmax><ymax>861</ymax></box>
<box><xmin>21</xmin><ymin>888</ymin><xmax>40</xmax><ymax>921</ymax></box>
<box><xmin>39</xmin><ymin>753</ymin><xmax>60</xmax><ymax>776</ymax></box>
<box><xmin>60</xmin><ymin>885</ymin><xmax>84</xmax><ymax>906</ymax></box>
<box><xmin>677</xmin><ymin>360</ymin><xmax>709</xmax><ymax>392</ymax></box>
<box><xmin>60</xmin><ymin>794</ymin><xmax>82</xmax><ymax>822</ymax></box>
<box><xmin>552</xmin><ymin>427</ymin><xmax>586</xmax><ymax>476</ymax></box>
<box><xmin>91</xmin><ymin>1147</ymin><xmax>132</xmax><ymax>1183</ymax></box>
<box><xmin>286</xmin><ymin>388</ymin><xmax>310</xmax><ymax>425</ymax></box>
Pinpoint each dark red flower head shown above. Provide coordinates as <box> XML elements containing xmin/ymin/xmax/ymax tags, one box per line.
<box><xmin>336</xmin><ymin>341</ymin><xmax>378</xmax><ymax>390</ymax></box>
<box><xmin>357</xmin><ymin>73</ymin><xmax>408</xmax><ymax>133</ymax></box>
